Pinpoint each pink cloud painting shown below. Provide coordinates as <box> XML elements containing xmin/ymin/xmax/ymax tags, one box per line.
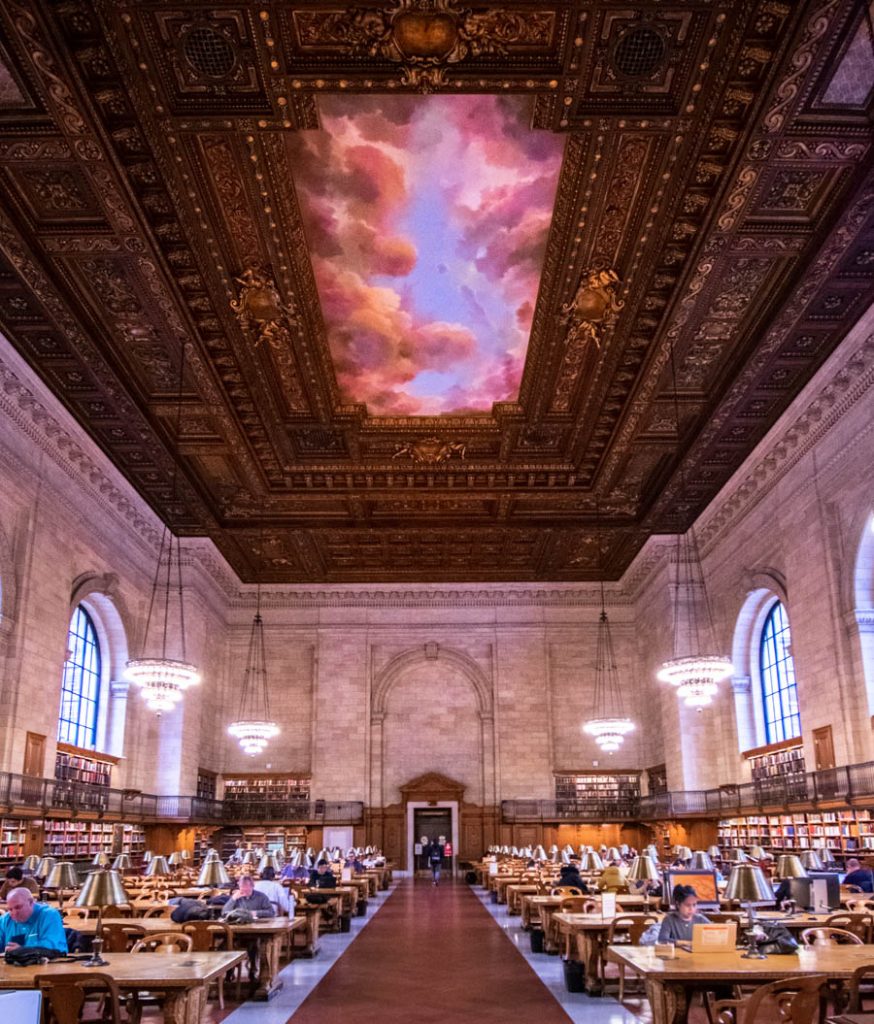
<box><xmin>287</xmin><ymin>95</ymin><xmax>565</xmax><ymax>416</ymax></box>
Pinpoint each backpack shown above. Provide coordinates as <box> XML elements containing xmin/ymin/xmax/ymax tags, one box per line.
<box><xmin>170</xmin><ymin>898</ymin><xmax>216</xmax><ymax>923</ymax></box>
<box><xmin>5</xmin><ymin>946</ymin><xmax>67</xmax><ymax>966</ymax></box>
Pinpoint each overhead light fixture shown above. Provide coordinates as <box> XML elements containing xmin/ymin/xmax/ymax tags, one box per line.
<box><xmin>583</xmin><ymin>505</ymin><xmax>635</xmax><ymax>752</ymax></box>
<box><xmin>228</xmin><ymin>570</ymin><xmax>279</xmax><ymax>756</ymax></box>
<box><xmin>656</xmin><ymin>339</ymin><xmax>732</xmax><ymax>708</ymax></box>
<box><xmin>124</xmin><ymin>345</ymin><xmax>200</xmax><ymax>714</ymax></box>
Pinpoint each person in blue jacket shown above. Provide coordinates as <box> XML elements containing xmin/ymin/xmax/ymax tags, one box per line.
<box><xmin>0</xmin><ymin>887</ymin><xmax>67</xmax><ymax>953</ymax></box>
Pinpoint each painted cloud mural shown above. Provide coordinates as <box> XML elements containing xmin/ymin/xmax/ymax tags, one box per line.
<box><xmin>287</xmin><ymin>95</ymin><xmax>565</xmax><ymax>416</ymax></box>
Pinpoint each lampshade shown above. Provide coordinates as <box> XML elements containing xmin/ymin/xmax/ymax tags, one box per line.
<box><xmin>724</xmin><ymin>863</ymin><xmax>774</xmax><ymax>903</ymax></box>
<box><xmin>672</xmin><ymin>846</ymin><xmax>692</xmax><ymax>861</ymax></box>
<box><xmin>92</xmin><ymin>852</ymin><xmax>110</xmax><ymax>868</ymax></box>
<box><xmin>723</xmin><ymin>848</ymin><xmax>748</xmax><ymax>863</ymax></box>
<box><xmin>620</xmin><ymin>844</ymin><xmax>630</xmax><ymax>856</ymax></box>
<box><xmin>142</xmin><ymin>851</ymin><xmax>153</xmax><ymax>864</ymax></box>
<box><xmin>800</xmin><ymin>850</ymin><xmax>825</xmax><ymax>871</ymax></box>
<box><xmin>549</xmin><ymin>845</ymin><xmax>559</xmax><ymax>854</ymax></box>
<box><xmin>774</xmin><ymin>855</ymin><xmax>808</xmax><ymax>880</ymax></box>
<box><xmin>626</xmin><ymin>855</ymin><xmax>659</xmax><ymax>883</ymax></box>
<box><xmin>167</xmin><ymin>852</ymin><xmax>183</xmax><ymax>866</ymax></box>
<box><xmin>242</xmin><ymin>851</ymin><xmax>256</xmax><ymax>865</ymax></box>
<box><xmin>197</xmin><ymin>859</ymin><xmax>230</xmax><ymax>887</ymax></box>
<box><xmin>708</xmin><ymin>846</ymin><xmax>721</xmax><ymax>859</ymax></box>
<box><xmin>45</xmin><ymin>862</ymin><xmax>79</xmax><ymax>889</ymax></box>
<box><xmin>37</xmin><ymin>856</ymin><xmax>57</xmax><ymax>878</ymax></box>
<box><xmin>145</xmin><ymin>856</ymin><xmax>170</xmax><ymax>877</ymax></box>
<box><xmin>112</xmin><ymin>854</ymin><xmax>131</xmax><ymax>871</ymax></box>
<box><xmin>180</xmin><ymin>850</ymin><xmax>191</xmax><ymax>860</ymax></box>
<box><xmin>533</xmin><ymin>846</ymin><xmax>547</xmax><ymax>861</ymax></box>
<box><xmin>290</xmin><ymin>850</ymin><xmax>302</xmax><ymax>867</ymax></box>
<box><xmin>204</xmin><ymin>849</ymin><xmax>220</xmax><ymax>863</ymax></box>
<box><xmin>580</xmin><ymin>851</ymin><xmax>604</xmax><ymax>872</ymax></box>
<box><xmin>690</xmin><ymin>851</ymin><xmax>714</xmax><ymax>870</ymax></box>
<box><xmin>23</xmin><ymin>855</ymin><xmax>41</xmax><ymax>873</ymax></box>
<box><xmin>645</xmin><ymin>845</ymin><xmax>660</xmax><ymax>862</ymax></box>
<box><xmin>259</xmin><ymin>853</ymin><xmax>280</xmax><ymax>873</ymax></box>
<box><xmin>749</xmin><ymin>846</ymin><xmax>767</xmax><ymax>860</ymax></box>
<box><xmin>75</xmin><ymin>869</ymin><xmax>128</xmax><ymax>909</ymax></box>
<box><xmin>606</xmin><ymin>847</ymin><xmax>622</xmax><ymax>861</ymax></box>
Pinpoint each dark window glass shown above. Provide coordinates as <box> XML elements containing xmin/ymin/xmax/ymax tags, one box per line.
<box><xmin>759</xmin><ymin>601</ymin><xmax>800</xmax><ymax>744</ymax></box>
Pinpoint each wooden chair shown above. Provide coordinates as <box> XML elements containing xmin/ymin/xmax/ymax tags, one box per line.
<box><xmin>131</xmin><ymin>932</ymin><xmax>193</xmax><ymax>953</ymax></box>
<box><xmin>800</xmin><ymin>926</ymin><xmax>864</xmax><ymax>946</ymax></box>
<box><xmin>559</xmin><ymin>896</ymin><xmax>596</xmax><ymax>914</ymax></box>
<box><xmin>36</xmin><ymin>971</ymin><xmax>124</xmax><ymax>1024</ymax></box>
<box><xmin>824</xmin><ymin>912</ymin><xmax>873</xmax><ymax>943</ymax></box>
<box><xmin>102</xmin><ymin>904</ymin><xmax>133</xmax><ymax>919</ymax></box>
<box><xmin>842</xmin><ymin>896</ymin><xmax>874</xmax><ymax>912</ymax></box>
<box><xmin>142</xmin><ymin>905</ymin><xmax>174</xmax><ymax>918</ymax></box>
<box><xmin>706</xmin><ymin>975</ymin><xmax>829</xmax><ymax>1023</ymax></box>
<box><xmin>99</xmin><ymin>922</ymin><xmax>146</xmax><ymax>952</ymax></box>
<box><xmin>62</xmin><ymin>907</ymin><xmax>92</xmax><ymax>920</ymax></box>
<box><xmin>847</xmin><ymin>963</ymin><xmax>874</xmax><ymax>1012</ymax></box>
<box><xmin>182</xmin><ymin>921</ymin><xmax>234</xmax><ymax>1007</ymax></box>
<box><xmin>605</xmin><ymin>914</ymin><xmax>659</xmax><ymax>1000</ymax></box>
<box><xmin>550</xmin><ymin>886</ymin><xmax>583</xmax><ymax>896</ymax></box>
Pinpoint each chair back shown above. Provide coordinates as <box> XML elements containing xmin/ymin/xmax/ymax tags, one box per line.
<box><xmin>143</xmin><ymin>905</ymin><xmax>174</xmax><ymax>918</ymax></box>
<box><xmin>99</xmin><ymin>922</ymin><xmax>146</xmax><ymax>952</ymax></box>
<box><xmin>131</xmin><ymin>932</ymin><xmax>193</xmax><ymax>953</ymax></box>
<box><xmin>36</xmin><ymin>971</ymin><xmax>122</xmax><ymax>1024</ymax></box>
<box><xmin>101</xmin><ymin>904</ymin><xmax>132</xmax><ymax>919</ymax></box>
<box><xmin>824</xmin><ymin>912</ymin><xmax>873</xmax><ymax>943</ymax></box>
<box><xmin>708</xmin><ymin>975</ymin><xmax>828</xmax><ymax>1024</ymax></box>
<box><xmin>558</xmin><ymin>896</ymin><xmax>594</xmax><ymax>914</ymax></box>
<box><xmin>608</xmin><ymin>914</ymin><xmax>659</xmax><ymax>944</ymax></box>
<box><xmin>848</xmin><ymin>964</ymin><xmax>874</xmax><ymax>1013</ymax></box>
<box><xmin>550</xmin><ymin>886</ymin><xmax>582</xmax><ymax>897</ymax></box>
<box><xmin>181</xmin><ymin>920</ymin><xmax>233</xmax><ymax>952</ymax></box>
<box><xmin>800</xmin><ymin>926</ymin><xmax>863</xmax><ymax>947</ymax></box>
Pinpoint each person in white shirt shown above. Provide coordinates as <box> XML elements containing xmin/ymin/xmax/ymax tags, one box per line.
<box><xmin>254</xmin><ymin>866</ymin><xmax>293</xmax><ymax>915</ymax></box>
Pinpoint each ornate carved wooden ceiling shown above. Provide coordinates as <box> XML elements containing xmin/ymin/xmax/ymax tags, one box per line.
<box><xmin>0</xmin><ymin>0</ymin><xmax>871</xmax><ymax>581</ymax></box>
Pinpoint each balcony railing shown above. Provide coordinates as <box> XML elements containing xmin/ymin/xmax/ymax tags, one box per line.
<box><xmin>502</xmin><ymin>758</ymin><xmax>874</xmax><ymax>823</ymax></box>
<box><xmin>0</xmin><ymin>771</ymin><xmax>363</xmax><ymax>825</ymax></box>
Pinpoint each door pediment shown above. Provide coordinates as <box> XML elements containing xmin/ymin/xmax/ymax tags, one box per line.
<box><xmin>400</xmin><ymin>772</ymin><xmax>466</xmax><ymax>802</ymax></box>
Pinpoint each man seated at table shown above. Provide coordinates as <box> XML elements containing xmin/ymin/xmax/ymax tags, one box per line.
<box><xmin>597</xmin><ymin>861</ymin><xmax>627</xmax><ymax>893</ymax></box>
<box><xmin>0</xmin><ymin>888</ymin><xmax>67</xmax><ymax>953</ymax></box>
<box><xmin>842</xmin><ymin>857</ymin><xmax>874</xmax><ymax>892</ymax></box>
<box><xmin>308</xmin><ymin>859</ymin><xmax>337</xmax><ymax>889</ymax></box>
<box><xmin>0</xmin><ymin>866</ymin><xmax>40</xmax><ymax>901</ymax></box>
<box><xmin>557</xmin><ymin>858</ymin><xmax>590</xmax><ymax>893</ymax></box>
<box><xmin>222</xmin><ymin>874</ymin><xmax>274</xmax><ymax>919</ymax></box>
<box><xmin>255</xmin><ymin>866</ymin><xmax>293</xmax><ymax>916</ymax></box>
<box><xmin>657</xmin><ymin>884</ymin><xmax>710</xmax><ymax>943</ymax></box>
<box><xmin>280</xmin><ymin>861</ymin><xmax>309</xmax><ymax>882</ymax></box>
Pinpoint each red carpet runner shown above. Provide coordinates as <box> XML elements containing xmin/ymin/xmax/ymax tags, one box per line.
<box><xmin>288</xmin><ymin>878</ymin><xmax>573</xmax><ymax>1023</ymax></box>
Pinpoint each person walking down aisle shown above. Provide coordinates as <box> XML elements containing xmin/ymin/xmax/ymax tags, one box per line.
<box><xmin>426</xmin><ymin>839</ymin><xmax>444</xmax><ymax>886</ymax></box>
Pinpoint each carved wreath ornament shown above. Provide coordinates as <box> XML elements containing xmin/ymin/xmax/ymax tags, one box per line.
<box><xmin>230</xmin><ymin>267</ymin><xmax>300</xmax><ymax>350</ymax></box>
<box><xmin>560</xmin><ymin>266</ymin><xmax>625</xmax><ymax>349</ymax></box>
<box><xmin>334</xmin><ymin>0</ymin><xmax>552</xmax><ymax>90</ymax></box>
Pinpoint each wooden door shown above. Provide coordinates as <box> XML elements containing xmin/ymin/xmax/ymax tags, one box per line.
<box><xmin>812</xmin><ymin>725</ymin><xmax>835</xmax><ymax>770</ymax></box>
<box><xmin>23</xmin><ymin>732</ymin><xmax>45</xmax><ymax>777</ymax></box>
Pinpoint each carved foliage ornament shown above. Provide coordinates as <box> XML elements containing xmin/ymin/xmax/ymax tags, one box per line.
<box><xmin>392</xmin><ymin>437</ymin><xmax>466</xmax><ymax>463</ymax></box>
<box><xmin>230</xmin><ymin>266</ymin><xmax>300</xmax><ymax>350</ymax></box>
<box><xmin>308</xmin><ymin>0</ymin><xmax>553</xmax><ymax>90</ymax></box>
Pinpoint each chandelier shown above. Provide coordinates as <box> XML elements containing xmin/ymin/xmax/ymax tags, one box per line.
<box><xmin>124</xmin><ymin>346</ymin><xmax>200</xmax><ymax>714</ymax></box>
<box><xmin>583</xmin><ymin>524</ymin><xmax>635</xmax><ymax>752</ymax></box>
<box><xmin>657</xmin><ymin>343</ymin><xmax>733</xmax><ymax>709</ymax></box>
<box><xmin>228</xmin><ymin>584</ymin><xmax>279</xmax><ymax>756</ymax></box>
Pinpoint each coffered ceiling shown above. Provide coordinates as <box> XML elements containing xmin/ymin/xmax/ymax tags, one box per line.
<box><xmin>0</xmin><ymin>0</ymin><xmax>871</xmax><ymax>581</ymax></box>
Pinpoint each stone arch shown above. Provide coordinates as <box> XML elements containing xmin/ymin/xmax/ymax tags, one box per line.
<box><xmin>371</xmin><ymin>643</ymin><xmax>493</xmax><ymax>719</ymax></box>
<box><xmin>67</xmin><ymin>572</ymin><xmax>132</xmax><ymax>757</ymax></box>
<box><xmin>369</xmin><ymin>643</ymin><xmax>496</xmax><ymax>811</ymax></box>
<box><xmin>731</xmin><ymin>572</ymin><xmax>790</xmax><ymax>753</ymax></box>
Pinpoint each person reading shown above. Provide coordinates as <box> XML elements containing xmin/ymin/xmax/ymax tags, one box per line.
<box><xmin>843</xmin><ymin>858</ymin><xmax>874</xmax><ymax>892</ymax></box>
<box><xmin>657</xmin><ymin>884</ymin><xmax>710</xmax><ymax>943</ymax></box>
<box><xmin>0</xmin><ymin>888</ymin><xmax>67</xmax><ymax>953</ymax></box>
<box><xmin>0</xmin><ymin>866</ymin><xmax>40</xmax><ymax>901</ymax></box>
<box><xmin>308</xmin><ymin>859</ymin><xmax>337</xmax><ymax>889</ymax></box>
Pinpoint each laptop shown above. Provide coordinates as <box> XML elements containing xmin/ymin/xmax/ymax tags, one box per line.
<box><xmin>691</xmin><ymin>921</ymin><xmax>738</xmax><ymax>952</ymax></box>
<box><xmin>0</xmin><ymin>991</ymin><xmax>41</xmax><ymax>1023</ymax></box>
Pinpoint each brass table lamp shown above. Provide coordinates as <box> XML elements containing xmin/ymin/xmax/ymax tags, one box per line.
<box><xmin>690</xmin><ymin>851</ymin><xmax>714</xmax><ymax>870</ymax></box>
<box><xmin>800</xmin><ymin>850</ymin><xmax>825</xmax><ymax>871</ymax></box>
<box><xmin>707</xmin><ymin>846</ymin><xmax>721</xmax><ymax>860</ymax></box>
<box><xmin>259</xmin><ymin>853</ymin><xmax>280</xmax><ymax>874</ymax></box>
<box><xmin>581</xmin><ymin>851</ymin><xmax>604</xmax><ymax>872</ymax></box>
<box><xmin>76</xmin><ymin>869</ymin><xmax>129</xmax><ymax>967</ymax></box>
<box><xmin>45</xmin><ymin>861</ymin><xmax>79</xmax><ymax>914</ymax></box>
<box><xmin>142</xmin><ymin>850</ymin><xmax>153</xmax><ymax>864</ymax></box>
<box><xmin>773</xmin><ymin>855</ymin><xmax>808</xmax><ymax>914</ymax></box>
<box><xmin>724</xmin><ymin>863</ymin><xmax>774</xmax><ymax>959</ymax></box>
<box><xmin>167</xmin><ymin>852</ymin><xmax>183</xmax><ymax>872</ymax></box>
<box><xmin>197</xmin><ymin>859</ymin><xmax>230</xmax><ymax>888</ymax></box>
<box><xmin>627</xmin><ymin>855</ymin><xmax>660</xmax><ymax>909</ymax></box>
<box><xmin>36</xmin><ymin>856</ymin><xmax>57</xmax><ymax>880</ymax></box>
<box><xmin>112</xmin><ymin>853</ymin><xmax>131</xmax><ymax>872</ymax></box>
<box><xmin>22</xmin><ymin>855</ymin><xmax>41</xmax><ymax>874</ymax></box>
<box><xmin>91</xmin><ymin>852</ymin><xmax>110</xmax><ymax>868</ymax></box>
<box><xmin>144</xmin><ymin>855</ymin><xmax>170</xmax><ymax>878</ymax></box>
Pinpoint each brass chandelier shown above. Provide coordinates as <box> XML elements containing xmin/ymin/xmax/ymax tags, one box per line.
<box><xmin>227</xmin><ymin>576</ymin><xmax>279</xmax><ymax>756</ymax></box>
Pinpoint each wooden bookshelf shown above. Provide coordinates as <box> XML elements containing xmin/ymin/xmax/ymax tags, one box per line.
<box><xmin>196</xmin><ymin>769</ymin><xmax>217</xmax><ymax>802</ymax></box>
<box><xmin>1</xmin><ymin>817</ymin><xmax>27</xmax><ymax>863</ymax></box>
<box><xmin>222</xmin><ymin>773</ymin><xmax>310</xmax><ymax>803</ymax></box>
<box><xmin>217</xmin><ymin>825</ymin><xmax>307</xmax><ymax>860</ymax></box>
<box><xmin>42</xmin><ymin>819</ymin><xmax>145</xmax><ymax>862</ymax></box>
<box><xmin>647</xmin><ymin>764</ymin><xmax>668</xmax><ymax>796</ymax></box>
<box><xmin>718</xmin><ymin>809</ymin><xmax>874</xmax><ymax>858</ymax></box>
<box><xmin>744</xmin><ymin>738</ymin><xmax>806</xmax><ymax>799</ymax></box>
<box><xmin>54</xmin><ymin>743</ymin><xmax>117</xmax><ymax>787</ymax></box>
<box><xmin>554</xmin><ymin>771</ymin><xmax>641</xmax><ymax>813</ymax></box>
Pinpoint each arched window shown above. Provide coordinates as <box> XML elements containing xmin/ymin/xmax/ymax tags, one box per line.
<box><xmin>58</xmin><ymin>605</ymin><xmax>102</xmax><ymax>748</ymax></box>
<box><xmin>759</xmin><ymin>601</ymin><xmax>800</xmax><ymax>743</ymax></box>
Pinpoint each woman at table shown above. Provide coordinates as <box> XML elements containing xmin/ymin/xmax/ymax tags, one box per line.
<box><xmin>657</xmin><ymin>884</ymin><xmax>711</xmax><ymax>943</ymax></box>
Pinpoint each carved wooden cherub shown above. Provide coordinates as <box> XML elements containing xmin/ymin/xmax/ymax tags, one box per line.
<box><xmin>231</xmin><ymin>267</ymin><xmax>298</xmax><ymax>348</ymax></box>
